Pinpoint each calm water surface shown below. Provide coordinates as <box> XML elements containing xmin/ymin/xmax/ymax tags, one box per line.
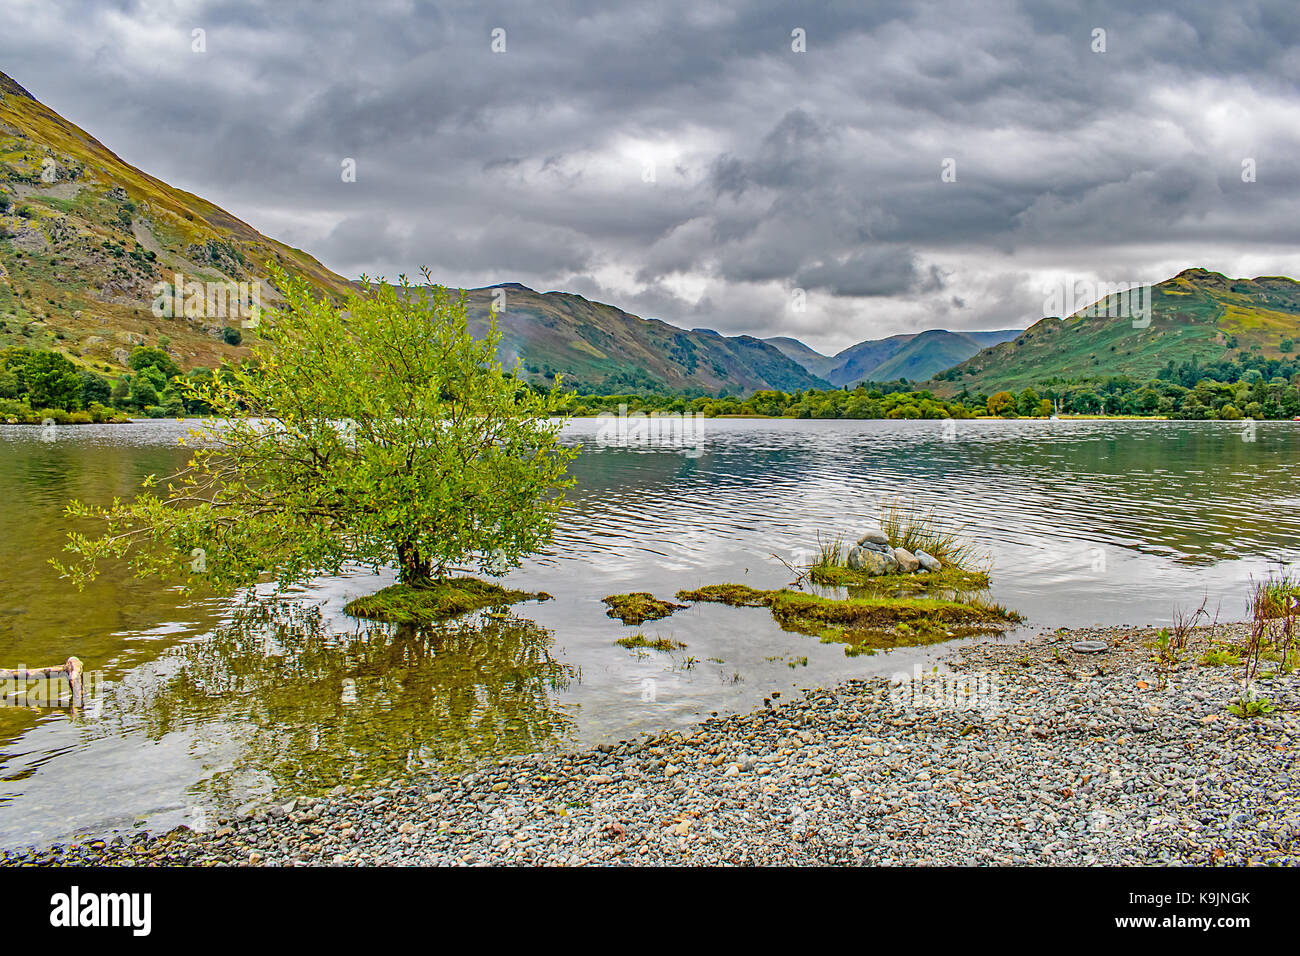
<box><xmin>1</xmin><ymin>417</ymin><xmax>1297</xmax><ymax>846</ymax></box>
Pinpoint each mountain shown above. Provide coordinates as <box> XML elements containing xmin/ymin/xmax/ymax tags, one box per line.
<box><xmin>0</xmin><ymin>71</ymin><xmax>353</xmax><ymax>371</ymax></box>
<box><xmin>765</xmin><ymin>328</ymin><xmax>1022</xmax><ymax>386</ymax></box>
<box><xmin>460</xmin><ymin>284</ymin><xmax>828</xmax><ymax>394</ymax></box>
<box><xmin>764</xmin><ymin>335</ymin><xmax>841</xmax><ymax>380</ymax></box>
<box><xmin>934</xmin><ymin>269</ymin><xmax>1300</xmax><ymax>394</ymax></box>
<box><xmin>868</xmin><ymin>329</ymin><xmax>1024</xmax><ymax>382</ymax></box>
<box><xmin>0</xmin><ymin>71</ymin><xmax>822</xmax><ymax>395</ymax></box>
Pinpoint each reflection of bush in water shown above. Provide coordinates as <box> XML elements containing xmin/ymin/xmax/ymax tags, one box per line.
<box><xmin>136</xmin><ymin>597</ymin><xmax>577</xmax><ymax>799</ymax></box>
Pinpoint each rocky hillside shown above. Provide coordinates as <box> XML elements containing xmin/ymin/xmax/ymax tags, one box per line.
<box><xmin>934</xmin><ymin>269</ymin><xmax>1300</xmax><ymax>394</ymax></box>
<box><xmin>0</xmin><ymin>70</ymin><xmax>353</xmax><ymax>373</ymax></box>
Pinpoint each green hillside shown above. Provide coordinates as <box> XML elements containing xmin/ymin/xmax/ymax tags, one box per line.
<box><xmin>0</xmin><ymin>71</ymin><xmax>354</xmax><ymax>373</ymax></box>
<box><xmin>934</xmin><ymin>269</ymin><xmax>1300</xmax><ymax>394</ymax></box>
<box><xmin>464</xmin><ymin>284</ymin><xmax>827</xmax><ymax>394</ymax></box>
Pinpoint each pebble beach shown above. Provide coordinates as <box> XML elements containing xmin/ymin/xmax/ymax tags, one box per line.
<box><xmin>5</xmin><ymin>622</ymin><xmax>1298</xmax><ymax>867</ymax></box>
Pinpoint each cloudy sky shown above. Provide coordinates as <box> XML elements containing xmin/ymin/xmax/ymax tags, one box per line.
<box><xmin>3</xmin><ymin>0</ymin><xmax>1299</xmax><ymax>354</ymax></box>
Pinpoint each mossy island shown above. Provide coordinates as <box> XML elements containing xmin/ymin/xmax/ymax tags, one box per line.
<box><xmin>344</xmin><ymin>577</ymin><xmax>552</xmax><ymax>625</ymax></box>
<box><xmin>676</xmin><ymin>506</ymin><xmax>1019</xmax><ymax>655</ymax></box>
<box><xmin>677</xmin><ymin>583</ymin><xmax>1018</xmax><ymax>656</ymax></box>
<box><xmin>602</xmin><ymin>591</ymin><xmax>687</xmax><ymax>625</ymax></box>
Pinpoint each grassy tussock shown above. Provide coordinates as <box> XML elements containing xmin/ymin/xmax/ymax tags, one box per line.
<box><xmin>344</xmin><ymin>578</ymin><xmax>546</xmax><ymax>624</ymax></box>
<box><xmin>602</xmin><ymin>592</ymin><xmax>687</xmax><ymax>625</ymax></box>
<box><xmin>615</xmin><ymin>634</ymin><xmax>687</xmax><ymax>651</ymax></box>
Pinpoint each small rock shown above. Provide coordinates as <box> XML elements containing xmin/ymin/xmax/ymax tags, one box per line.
<box><xmin>857</xmin><ymin>527</ymin><xmax>890</xmax><ymax>546</ymax></box>
<box><xmin>1071</xmin><ymin>640</ymin><xmax>1109</xmax><ymax>654</ymax></box>
<box><xmin>893</xmin><ymin>548</ymin><xmax>921</xmax><ymax>573</ymax></box>
<box><xmin>914</xmin><ymin>549</ymin><xmax>941</xmax><ymax>572</ymax></box>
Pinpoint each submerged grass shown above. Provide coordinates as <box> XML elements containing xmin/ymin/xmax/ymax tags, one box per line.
<box><xmin>676</xmin><ymin>583</ymin><xmax>1019</xmax><ymax>655</ymax></box>
<box><xmin>602</xmin><ymin>592</ymin><xmax>687</xmax><ymax>625</ymax></box>
<box><xmin>344</xmin><ymin>577</ymin><xmax>549</xmax><ymax>624</ymax></box>
<box><xmin>615</xmin><ymin>634</ymin><xmax>687</xmax><ymax>651</ymax></box>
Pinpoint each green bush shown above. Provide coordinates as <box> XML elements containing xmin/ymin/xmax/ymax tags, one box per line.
<box><xmin>32</xmin><ymin>407</ymin><xmax>72</xmax><ymax>425</ymax></box>
<box><xmin>128</xmin><ymin>346</ymin><xmax>180</xmax><ymax>380</ymax></box>
<box><xmin>80</xmin><ymin>370</ymin><xmax>112</xmax><ymax>407</ymax></box>
<box><xmin>24</xmin><ymin>350</ymin><xmax>83</xmax><ymax>410</ymax></box>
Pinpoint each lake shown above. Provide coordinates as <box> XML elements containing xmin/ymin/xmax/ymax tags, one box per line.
<box><xmin>1</xmin><ymin>417</ymin><xmax>1297</xmax><ymax>847</ymax></box>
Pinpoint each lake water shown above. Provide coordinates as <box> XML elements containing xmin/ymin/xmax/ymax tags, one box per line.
<box><xmin>1</xmin><ymin>417</ymin><xmax>1297</xmax><ymax>847</ymax></box>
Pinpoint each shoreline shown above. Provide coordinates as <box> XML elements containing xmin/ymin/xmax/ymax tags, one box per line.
<box><xmin>3</xmin><ymin>620</ymin><xmax>1297</xmax><ymax>867</ymax></box>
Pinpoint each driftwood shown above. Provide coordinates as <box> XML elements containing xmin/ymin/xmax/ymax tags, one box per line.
<box><xmin>0</xmin><ymin>656</ymin><xmax>85</xmax><ymax>707</ymax></box>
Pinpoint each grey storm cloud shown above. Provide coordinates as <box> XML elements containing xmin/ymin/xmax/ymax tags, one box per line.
<box><xmin>2</xmin><ymin>0</ymin><xmax>1299</xmax><ymax>352</ymax></box>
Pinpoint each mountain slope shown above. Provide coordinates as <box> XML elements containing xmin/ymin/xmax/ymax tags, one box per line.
<box><xmin>463</xmin><ymin>284</ymin><xmax>827</xmax><ymax>393</ymax></box>
<box><xmin>935</xmin><ymin>269</ymin><xmax>1300</xmax><ymax>394</ymax></box>
<box><xmin>763</xmin><ymin>335</ymin><xmax>841</xmax><ymax>380</ymax></box>
<box><xmin>0</xmin><ymin>70</ymin><xmax>353</xmax><ymax>370</ymax></box>
<box><xmin>867</xmin><ymin>328</ymin><xmax>1022</xmax><ymax>382</ymax></box>
<box><xmin>0</xmin><ymin>71</ymin><xmax>822</xmax><ymax>395</ymax></box>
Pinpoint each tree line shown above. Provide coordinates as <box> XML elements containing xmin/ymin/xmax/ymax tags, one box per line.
<box><xmin>5</xmin><ymin>343</ymin><xmax>1300</xmax><ymax>424</ymax></box>
<box><xmin>565</xmin><ymin>365</ymin><xmax>1300</xmax><ymax>420</ymax></box>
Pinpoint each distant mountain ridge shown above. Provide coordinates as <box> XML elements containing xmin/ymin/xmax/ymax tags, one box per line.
<box><xmin>767</xmin><ymin>327</ymin><xmax>1023</xmax><ymax>386</ymax></box>
<box><xmin>460</xmin><ymin>283</ymin><xmax>828</xmax><ymax>394</ymax></box>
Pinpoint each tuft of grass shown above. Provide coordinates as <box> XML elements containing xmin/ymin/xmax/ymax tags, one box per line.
<box><xmin>602</xmin><ymin>592</ymin><xmax>687</xmax><ymax>625</ymax></box>
<box><xmin>344</xmin><ymin>577</ymin><xmax>547</xmax><ymax>624</ymax></box>
<box><xmin>1199</xmin><ymin>646</ymin><xmax>1242</xmax><ymax>667</ymax></box>
<box><xmin>1226</xmin><ymin>572</ymin><xmax>1300</xmax><ymax>715</ymax></box>
<box><xmin>811</xmin><ymin>531</ymin><xmax>845</xmax><ymax>572</ymax></box>
<box><xmin>879</xmin><ymin>499</ymin><xmax>980</xmax><ymax>568</ymax></box>
<box><xmin>615</xmin><ymin>633</ymin><xmax>686</xmax><ymax>652</ymax></box>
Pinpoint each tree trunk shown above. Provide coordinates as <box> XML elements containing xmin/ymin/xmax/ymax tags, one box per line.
<box><xmin>396</xmin><ymin>539</ymin><xmax>433</xmax><ymax>588</ymax></box>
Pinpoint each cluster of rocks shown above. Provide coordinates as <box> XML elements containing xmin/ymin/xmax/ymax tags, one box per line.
<box><xmin>845</xmin><ymin>527</ymin><xmax>941</xmax><ymax>576</ymax></box>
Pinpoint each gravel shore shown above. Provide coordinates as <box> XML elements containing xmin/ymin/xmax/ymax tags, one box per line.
<box><xmin>6</xmin><ymin>622</ymin><xmax>1298</xmax><ymax>867</ymax></box>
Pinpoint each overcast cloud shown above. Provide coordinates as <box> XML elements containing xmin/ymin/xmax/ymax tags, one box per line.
<box><xmin>3</xmin><ymin>0</ymin><xmax>1299</xmax><ymax>353</ymax></box>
